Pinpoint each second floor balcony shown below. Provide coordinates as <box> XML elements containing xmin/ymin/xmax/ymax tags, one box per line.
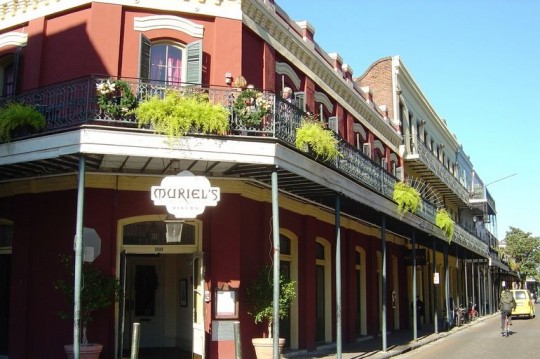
<box><xmin>404</xmin><ymin>136</ymin><xmax>471</xmax><ymax>207</ymax></box>
<box><xmin>0</xmin><ymin>76</ymin><xmax>490</xmax><ymax>257</ymax></box>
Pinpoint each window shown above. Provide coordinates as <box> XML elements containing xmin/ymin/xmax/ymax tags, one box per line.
<box><xmin>150</xmin><ymin>44</ymin><xmax>182</xmax><ymax>84</ymax></box>
<box><xmin>294</xmin><ymin>92</ymin><xmax>306</xmax><ymax>112</ymax></box>
<box><xmin>315</xmin><ymin>238</ymin><xmax>331</xmax><ymax>343</ymax></box>
<box><xmin>0</xmin><ymin>54</ymin><xmax>17</xmax><ymax>97</ymax></box>
<box><xmin>355</xmin><ymin>247</ymin><xmax>367</xmax><ymax>335</ymax></box>
<box><xmin>0</xmin><ymin>223</ymin><xmax>13</xmax><ymax>249</ymax></box>
<box><xmin>139</xmin><ymin>35</ymin><xmax>202</xmax><ymax>85</ymax></box>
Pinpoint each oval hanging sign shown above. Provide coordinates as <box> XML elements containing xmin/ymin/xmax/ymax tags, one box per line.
<box><xmin>151</xmin><ymin>170</ymin><xmax>220</xmax><ymax>219</ymax></box>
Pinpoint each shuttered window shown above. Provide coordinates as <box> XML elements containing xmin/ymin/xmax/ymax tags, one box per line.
<box><xmin>139</xmin><ymin>38</ymin><xmax>202</xmax><ymax>85</ymax></box>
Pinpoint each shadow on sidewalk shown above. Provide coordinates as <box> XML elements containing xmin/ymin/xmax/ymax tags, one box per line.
<box><xmin>283</xmin><ymin>315</ymin><xmax>494</xmax><ymax>359</ymax></box>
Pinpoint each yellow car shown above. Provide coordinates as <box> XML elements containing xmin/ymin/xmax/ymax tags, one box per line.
<box><xmin>510</xmin><ymin>289</ymin><xmax>536</xmax><ymax>319</ymax></box>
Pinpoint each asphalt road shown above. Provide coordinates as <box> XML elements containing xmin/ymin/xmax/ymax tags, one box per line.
<box><xmin>399</xmin><ymin>303</ymin><xmax>540</xmax><ymax>359</ymax></box>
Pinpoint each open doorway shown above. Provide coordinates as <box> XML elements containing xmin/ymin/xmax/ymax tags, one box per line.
<box><xmin>120</xmin><ymin>253</ymin><xmax>193</xmax><ymax>358</ymax></box>
<box><xmin>118</xmin><ymin>218</ymin><xmax>204</xmax><ymax>359</ymax></box>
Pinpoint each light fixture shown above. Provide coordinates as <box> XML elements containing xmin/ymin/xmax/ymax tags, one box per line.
<box><xmin>165</xmin><ymin>218</ymin><xmax>184</xmax><ymax>243</ymax></box>
<box><xmin>225</xmin><ymin>72</ymin><xmax>233</xmax><ymax>85</ymax></box>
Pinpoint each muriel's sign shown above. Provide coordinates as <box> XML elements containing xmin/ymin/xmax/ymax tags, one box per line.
<box><xmin>151</xmin><ymin>170</ymin><xmax>220</xmax><ymax>219</ymax></box>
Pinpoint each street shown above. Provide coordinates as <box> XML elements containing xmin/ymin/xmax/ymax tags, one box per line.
<box><xmin>400</xmin><ymin>303</ymin><xmax>540</xmax><ymax>359</ymax></box>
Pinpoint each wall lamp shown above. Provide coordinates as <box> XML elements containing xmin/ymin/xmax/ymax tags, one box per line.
<box><xmin>225</xmin><ymin>72</ymin><xmax>233</xmax><ymax>85</ymax></box>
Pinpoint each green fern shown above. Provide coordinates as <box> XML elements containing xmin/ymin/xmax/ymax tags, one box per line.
<box><xmin>393</xmin><ymin>182</ymin><xmax>422</xmax><ymax>215</ymax></box>
<box><xmin>435</xmin><ymin>208</ymin><xmax>454</xmax><ymax>241</ymax></box>
<box><xmin>0</xmin><ymin>103</ymin><xmax>46</xmax><ymax>142</ymax></box>
<box><xmin>295</xmin><ymin>119</ymin><xmax>341</xmax><ymax>162</ymax></box>
<box><xmin>136</xmin><ymin>90</ymin><xmax>229</xmax><ymax>142</ymax></box>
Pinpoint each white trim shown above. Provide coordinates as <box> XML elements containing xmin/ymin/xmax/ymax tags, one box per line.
<box><xmin>362</xmin><ymin>143</ymin><xmax>371</xmax><ymax>158</ymax></box>
<box><xmin>0</xmin><ymin>32</ymin><xmax>28</xmax><ymax>49</ymax></box>
<box><xmin>373</xmin><ymin>140</ymin><xmax>385</xmax><ymax>155</ymax></box>
<box><xmin>313</xmin><ymin>91</ymin><xmax>333</xmax><ymax>113</ymax></box>
<box><xmin>276</xmin><ymin>62</ymin><xmax>301</xmax><ymax>89</ymax></box>
<box><xmin>134</xmin><ymin>15</ymin><xmax>204</xmax><ymax>38</ymax></box>
<box><xmin>353</xmin><ymin>123</ymin><xmax>366</xmax><ymax>141</ymax></box>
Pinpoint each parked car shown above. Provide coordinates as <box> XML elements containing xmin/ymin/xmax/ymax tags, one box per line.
<box><xmin>510</xmin><ymin>289</ymin><xmax>536</xmax><ymax>319</ymax></box>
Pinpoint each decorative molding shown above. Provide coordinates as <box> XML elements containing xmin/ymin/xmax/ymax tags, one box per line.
<box><xmin>242</xmin><ymin>0</ymin><xmax>402</xmax><ymax>152</ymax></box>
<box><xmin>276</xmin><ymin>62</ymin><xmax>301</xmax><ymax>89</ymax></box>
<box><xmin>373</xmin><ymin>140</ymin><xmax>384</xmax><ymax>154</ymax></box>
<box><xmin>313</xmin><ymin>91</ymin><xmax>333</xmax><ymax>113</ymax></box>
<box><xmin>134</xmin><ymin>15</ymin><xmax>204</xmax><ymax>38</ymax></box>
<box><xmin>0</xmin><ymin>32</ymin><xmax>28</xmax><ymax>49</ymax></box>
<box><xmin>353</xmin><ymin>123</ymin><xmax>366</xmax><ymax>141</ymax></box>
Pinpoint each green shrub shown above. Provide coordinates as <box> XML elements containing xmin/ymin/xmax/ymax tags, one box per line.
<box><xmin>245</xmin><ymin>265</ymin><xmax>296</xmax><ymax>338</ymax></box>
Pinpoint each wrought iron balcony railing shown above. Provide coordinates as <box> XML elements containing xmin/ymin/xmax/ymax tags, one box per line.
<box><xmin>0</xmin><ymin>76</ymin><xmax>489</xmax><ymax>255</ymax></box>
<box><xmin>406</xmin><ymin>137</ymin><xmax>470</xmax><ymax>204</ymax></box>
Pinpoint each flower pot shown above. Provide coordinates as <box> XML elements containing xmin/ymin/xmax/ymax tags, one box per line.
<box><xmin>252</xmin><ymin>338</ymin><xmax>285</xmax><ymax>359</ymax></box>
<box><xmin>64</xmin><ymin>343</ymin><xmax>103</xmax><ymax>359</ymax></box>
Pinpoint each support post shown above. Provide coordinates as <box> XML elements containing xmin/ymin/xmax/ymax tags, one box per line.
<box><xmin>381</xmin><ymin>214</ymin><xmax>387</xmax><ymax>352</ymax></box>
<box><xmin>73</xmin><ymin>155</ymin><xmax>86</xmax><ymax>358</ymax></box>
<box><xmin>412</xmin><ymin>231</ymin><xmax>417</xmax><ymax>340</ymax></box>
<box><xmin>432</xmin><ymin>239</ymin><xmax>438</xmax><ymax>334</ymax></box>
<box><xmin>271</xmin><ymin>168</ymin><xmax>280</xmax><ymax>359</ymax></box>
<box><xmin>335</xmin><ymin>194</ymin><xmax>342</xmax><ymax>359</ymax></box>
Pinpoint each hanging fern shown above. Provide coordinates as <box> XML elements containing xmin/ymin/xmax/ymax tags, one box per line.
<box><xmin>295</xmin><ymin>117</ymin><xmax>342</xmax><ymax>162</ymax></box>
<box><xmin>393</xmin><ymin>181</ymin><xmax>422</xmax><ymax>215</ymax></box>
<box><xmin>136</xmin><ymin>89</ymin><xmax>229</xmax><ymax>142</ymax></box>
<box><xmin>435</xmin><ymin>208</ymin><xmax>454</xmax><ymax>242</ymax></box>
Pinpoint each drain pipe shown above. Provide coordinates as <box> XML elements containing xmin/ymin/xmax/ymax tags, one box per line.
<box><xmin>73</xmin><ymin>155</ymin><xmax>86</xmax><ymax>358</ymax></box>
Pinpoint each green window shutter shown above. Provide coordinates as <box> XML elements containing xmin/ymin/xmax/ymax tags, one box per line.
<box><xmin>139</xmin><ymin>34</ymin><xmax>151</xmax><ymax>80</ymax></box>
<box><xmin>185</xmin><ymin>40</ymin><xmax>202</xmax><ymax>85</ymax></box>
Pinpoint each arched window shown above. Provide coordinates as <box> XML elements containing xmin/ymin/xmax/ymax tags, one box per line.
<box><xmin>139</xmin><ymin>36</ymin><xmax>202</xmax><ymax>85</ymax></box>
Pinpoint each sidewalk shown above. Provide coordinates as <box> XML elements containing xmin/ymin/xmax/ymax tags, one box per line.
<box><xmin>282</xmin><ymin>314</ymin><xmax>495</xmax><ymax>358</ymax></box>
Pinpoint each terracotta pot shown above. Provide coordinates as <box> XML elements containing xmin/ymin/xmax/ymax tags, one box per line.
<box><xmin>64</xmin><ymin>343</ymin><xmax>103</xmax><ymax>359</ymax></box>
<box><xmin>252</xmin><ymin>338</ymin><xmax>285</xmax><ymax>359</ymax></box>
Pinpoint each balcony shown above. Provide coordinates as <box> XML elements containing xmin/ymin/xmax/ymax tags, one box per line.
<box><xmin>404</xmin><ymin>137</ymin><xmax>470</xmax><ymax>206</ymax></box>
<box><xmin>0</xmin><ymin>76</ymin><xmax>397</xmax><ymax>194</ymax></box>
<box><xmin>0</xmin><ymin>76</ymin><xmax>488</xmax><ymax>256</ymax></box>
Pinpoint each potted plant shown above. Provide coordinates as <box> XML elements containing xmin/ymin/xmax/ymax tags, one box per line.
<box><xmin>136</xmin><ymin>89</ymin><xmax>229</xmax><ymax>142</ymax></box>
<box><xmin>295</xmin><ymin>115</ymin><xmax>341</xmax><ymax>162</ymax></box>
<box><xmin>245</xmin><ymin>265</ymin><xmax>296</xmax><ymax>359</ymax></box>
<box><xmin>54</xmin><ymin>254</ymin><xmax>122</xmax><ymax>358</ymax></box>
<box><xmin>435</xmin><ymin>208</ymin><xmax>455</xmax><ymax>242</ymax></box>
<box><xmin>233</xmin><ymin>89</ymin><xmax>272</xmax><ymax>127</ymax></box>
<box><xmin>0</xmin><ymin>102</ymin><xmax>46</xmax><ymax>142</ymax></box>
<box><xmin>393</xmin><ymin>181</ymin><xmax>422</xmax><ymax>215</ymax></box>
<box><xmin>96</xmin><ymin>78</ymin><xmax>138</xmax><ymax>119</ymax></box>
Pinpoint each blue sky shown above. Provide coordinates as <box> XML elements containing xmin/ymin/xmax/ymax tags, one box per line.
<box><xmin>278</xmin><ymin>0</ymin><xmax>540</xmax><ymax>239</ymax></box>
